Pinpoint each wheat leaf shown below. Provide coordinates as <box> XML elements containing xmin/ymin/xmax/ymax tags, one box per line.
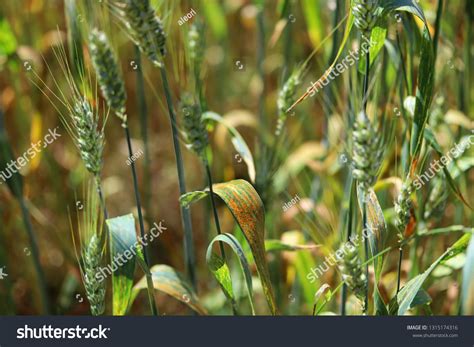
<box><xmin>212</xmin><ymin>179</ymin><xmax>278</xmax><ymax>315</ymax></box>
<box><xmin>397</xmin><ymin>233</ymin><xmax>471</xmax><ymax>315</ymax></box>
<box><xmin>203</xmin><ymin>111</ymin><xmax>256</xmax><ymax>183</ymax></box>
<box><xmin>106</xmin><ymin>214</ymin><xmax>138</xmax><ymax>316</ymax></box>
<box><xmin>207</xmin><ymin>233</ymin><xmax>255</xmax><ymax>315</ymax></box>
<box><xmin>133</xmin><ymin>264</ymin><xmax>207</xmax><ymax>315</ymax></box>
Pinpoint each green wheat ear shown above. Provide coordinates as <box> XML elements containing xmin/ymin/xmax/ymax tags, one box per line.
<box><xmin>83</xmin><ymin>233</ymin><xmax>106</xmax><ymax>316</ymax></box>
<box><xmin>395</xmin><ymin>179</ymin><xmax>413</xmax><ymax>235</ymax></box>
<box><xmin>276</xmin><ymin>67</ymin><xmax>303</xmax><ymax>135</ymax></box>
<box><xmin>188</xmin><ymin>20</ymin><xmax>205</xmax><ymax>73</ymax></box>
<box><xmin>72</xmin><ymin>98</ymin><xmax>105</xmax><ymax>177</ymax></box>
<box><xmin>351</xmin><ymin>111</ymin><xmax>382</xmax><ymax>191</ymax></box>
<box><xmin>73</xmin><ymin>181</ymin><xmax>106</xmax><ymax>316</ymax></box>
<box><xmin>352</xmin><ymin>0</ymin><xmax>379</xmax><ymax>37</ymax></box>
<box><xmin>338</xmin><ymin>244</ymin><xmax>367</xmax><ymax>310</ymax></box>
<box><xmin>180</xmin><ymin>94</ymin><xmax>208</xmax><ymax>160</ymax></box>
<box><xmin>89</xmin><ymin>29</ymin><xmax>127</xmax><ymax>122</ymax></box>
<box><xmin>119</xmin><ymin>0</ymin><xmax>166</xmax><ymax>67</ymax></box>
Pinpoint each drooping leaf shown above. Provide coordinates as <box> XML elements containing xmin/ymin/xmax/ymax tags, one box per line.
<box><xmin>397</xmin><ymin>233</ymin><xmax>471</xmax><ymax>315</ymax></box>
<box><xmin>106</xmin><ymin>214</ymin><xmax>138</xmax><ymax>316</ymax></box>
<box><xmin>203</xmin><ymin>111</ymin><xmax>256</xmax><ymax>183</ymax></box>
<box><xmin>382</xmin><ymin>0</ymin><xmax>426</xmax><ymax>23</ymax></box>
<box><xmin>132</xmin><ymin>264</ymin><xmax>207</xmax><ymax>315</ymax></box>
<box><xmin>212</xmin><ymin>179</ymin><xmax>278</xmax><ymax>315</ymax></box>
<box><xmin>410</xmin><ymin>27</ymin><xmax>435</xmax><ymax>161</ymax></box>
<box><xmin>206</xmin><ymin>233</ymin><xmax>255</xmax><ymax>315</ymax></box>
<box><xmin>461</xmin><ymin>237</ymin><xmax>474</xmax><ymax>314</ymax></box>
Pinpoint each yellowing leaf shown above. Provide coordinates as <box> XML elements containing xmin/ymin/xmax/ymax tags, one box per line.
<box><xmin>133</xmin><ymin>264</ymin><xmax>207</xmax><ymax>315</ymax></box>
<box><xmin>212</xmin><ymin>179</ymin><xmax>278</xmax><ymax>315</ymax></box>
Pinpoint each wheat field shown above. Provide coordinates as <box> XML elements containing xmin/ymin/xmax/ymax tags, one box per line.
<box><xmin>0</xmin><ymin>0</ymin><xmax>472</xmax><ymax>316</ymax></box>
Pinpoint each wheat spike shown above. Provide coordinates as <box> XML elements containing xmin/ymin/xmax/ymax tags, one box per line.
<box><xmin>351</xmin><ymin>112</ymin><xmax>382</xmax><ymax>190</ymax></box>
<box><xmin>72</xmin><ymin>98</ymin><xmax>105</xmax><ymax>176</ymax></box>
<box><xmin>89</xmin><ymin>29</ymin><xmax>127</xmax><ymax>120</ymax></box>
<box><xmin>119</xmin><ymin>0</ymin><xmax>166</xmax><ymax>67</ymax></box>
<box><xmin>181</xmin><ymin>94</ymin><xmax>208</xmax><ymax>160</ymax></box>
<box><xmin>394</xmin><ymin>180</ymin><xmax>413</xmax><ymax>234</ymax></box>
<box><xmin>188</xmin><ymin>21</ymin><xmax>205</xmax><ymax>73</ymax></box>
<box><xmin>352</xmin><ymin>0</ymin><xmax>379</xmax><ymax>37</ymax></box>
<box><xmin>82</xmin><ymin>233</ymin><xmax>106</xmax><ymax>316</ymax></box>
<box><xmin>338</xmin><ymin>243</ymin><xmax>367</xmax><ymax>310</ymax></box>
<box><xmin>276</xmin><ymin>68</ymin><xmax>303</xmax><ymax>136</ymax></box>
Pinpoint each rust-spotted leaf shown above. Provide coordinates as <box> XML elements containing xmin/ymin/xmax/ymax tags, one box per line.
<box><xmin>212</xmin><ymin>179</ymin><xmax>278</xmax><ymax>315</ymax></box>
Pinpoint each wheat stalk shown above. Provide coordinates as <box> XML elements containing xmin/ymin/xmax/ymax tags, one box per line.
<box><xmin>351</xmin><ymin>0</ymin><xmax>381</xmax><ymax>314</ymax></box>
<box><xmin>112</xmin><ymin>0</ymin><xmax>197</xmax><ymax>288</ymax></box>
<box><xmin>88</xmin><ymin>27</ymin><xmax>158</xmax><ymax>315</ymax></box>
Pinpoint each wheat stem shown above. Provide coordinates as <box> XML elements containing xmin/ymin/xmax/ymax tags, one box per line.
<box><xmin>396</xmin><ymin>247</ymin><xmax>403</xmax><ymax>294</ymax></box>
<box><xmin>123</xmin><ymin>123</ymin><xmax>158</xmax><ymax>315</ymax></box>
<box><xmin>159</xmin><ymin>66</ymin><xmax>197</xmax><ymax>289</ymax></box>
<box><xmin>134</xmin><ymin>46</ymin><xmax>153</xmax><ymax>228</ymax></box>
<box><xmin>204</xmin><ymin>160</ymin><xmax>226</xmax><ymax>259</ymax></box>
<box><xmin>94</xmin><ymin>176</ymin><xmax>108</xmax><ymax>220</ymax></box>
<box><xmin>19</xmin><ymin>196</ymin><xmax>51</xmax><ymax>314</ymax></box>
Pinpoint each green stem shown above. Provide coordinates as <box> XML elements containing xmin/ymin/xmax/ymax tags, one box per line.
<box><xmin>204</xmin><ymin>160</ymin><xmax>226</xmax><ymax>259</ymax></box>
<box><xmin>396</xmin><ymin>246</ymin><xmax>403</xmax><ymax>294</ymax></box>
<box><xmin>362</xmin><ymin>203</ymin><xmax>369</xmax><ymax>315</ymax></box>
<box><xmin>362</xmin><ymin>42</ymin><xmax>370</xmax><ymax>315</ymax></box>
<box><xmin>123</xmin><ymin>123</ymin><xmax>158</xmax><ymax>316</ymax></box>
<box><xmin>341</xmin><ymin>178</ymin><xmax>355</xmax><ymax>315</ymax></box>
<box><xmin>19</xmin><ymin>196</ymin><xmax>51</xmax><ymax>314</ymax></box>
<box><xmin>159</xmin><ymin>66</ymin><xmax>197</xmax><ymax>290</ymax></box>
<box><xmin>95</xmin><ymin>175</ymin><xmax>108</xmax><ymax>220</ymax></box>
<box><xmin>134</xmin><ymin>46</ymin><xmax>152</xmax><ymax>229</ymax></box>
